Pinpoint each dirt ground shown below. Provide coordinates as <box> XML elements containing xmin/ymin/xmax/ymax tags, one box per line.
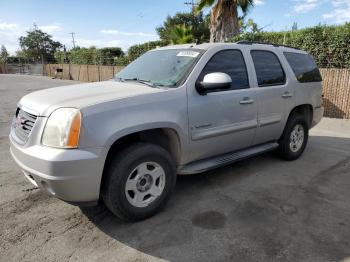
<box><xmin>1</xmin><ymin>74</ymin><xmax>350</xmax><ymax>262</ymax></box>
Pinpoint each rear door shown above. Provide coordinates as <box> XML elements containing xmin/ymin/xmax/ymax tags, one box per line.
<box><xmin>249</xmin><ymin>49</ymin><xmax>294</xmax><ymax>145</ymax></box>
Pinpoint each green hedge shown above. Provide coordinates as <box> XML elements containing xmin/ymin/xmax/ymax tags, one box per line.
<box><xmin>232</xmin><ymin>23</ymin><xmax>350</xmax><ymax>68</ymax></box>
<box><xmin>115</xmin><ymin>40</ymin><xmax>168</xmax><ymax>66</ymax></box>
<box><xmin>55</xmin><ymin>47</ymin><xmax>124</xmax><ymax>65</ymax></box>
<box><xmin>55</xmin><ymin>24</ymin><xmax>350</xmax><ymax>68</ymax></box>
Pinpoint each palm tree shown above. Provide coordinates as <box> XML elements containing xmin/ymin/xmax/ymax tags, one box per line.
<box><xmin>169</xmin><ymin>24</ymin><xmax>194</xmax><ymax>44</ymax></box>
<box><xmin>197</xmin><ymin>0</ymin><xmax>254</xmax><ymax>42</ymax></box>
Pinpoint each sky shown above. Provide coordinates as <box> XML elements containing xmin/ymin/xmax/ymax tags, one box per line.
<box><xmin>0</xmin><ymin>0</ymin><xmax>349</xmax><ymax>54</ymax></box>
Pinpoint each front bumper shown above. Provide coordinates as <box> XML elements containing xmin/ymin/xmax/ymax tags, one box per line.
<box><xmin>10</xmin><ymin>135</ymin><xmax>105</xmax><ymax>204</ymax></box>
<box><xmin>311</xmin><ymin>106</ymin><xmax>324</xmax><ymax>128</ymax></box>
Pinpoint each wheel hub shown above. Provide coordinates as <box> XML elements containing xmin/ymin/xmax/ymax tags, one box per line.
<box><xmin>289</xmin><ymin>124</ymin><xmax>304</xmax><ymax>153</ymax></box>
<box><xmin>136</xmin><ymin>174</ymin><xmax>153</xmax><ymax>192</ymax></box>
<box><xmin>125</xmin><ymin>162</ymin><xmax>166</xmax><ymax>208</ymax></box>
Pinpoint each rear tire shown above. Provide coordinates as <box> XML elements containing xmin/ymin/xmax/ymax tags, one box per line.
<box><xmin>277</xmin><ymin>114</ymin><xmax>309</xmax><ymax>161</ymax></box>
<box><xmin>101</xmin><ymin>143</ymin><xmax>176</xmax><ymax>222</ymax></box>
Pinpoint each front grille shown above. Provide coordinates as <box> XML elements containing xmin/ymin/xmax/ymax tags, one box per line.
<box><xmin>13</xmin><ymin>108</ymin><xmax>38</xmax><ymax>143</ymax></box>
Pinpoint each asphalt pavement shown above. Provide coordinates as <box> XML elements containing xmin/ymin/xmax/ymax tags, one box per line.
<box><xmin>1</xmin><ymin>74</ymin><xmax>350</xmax><ymax>262</ymax></box>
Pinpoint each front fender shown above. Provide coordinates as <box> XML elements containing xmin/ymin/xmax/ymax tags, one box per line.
<box><xmin>78</xmin><ymin>88</ymin><xmax>189</xmax><ymax>162</ymax></box>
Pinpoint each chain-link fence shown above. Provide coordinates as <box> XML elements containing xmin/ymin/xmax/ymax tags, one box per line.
<box><xmin>4</xmin><ymin>63</ymin><xmax>43</xmax><ymax>75</ymax></box>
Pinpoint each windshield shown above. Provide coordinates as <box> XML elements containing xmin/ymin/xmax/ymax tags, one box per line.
<box><xmin>115</xmin><ymin>49</ymin><xmax>203</xmax><ymax>87</ymax></box>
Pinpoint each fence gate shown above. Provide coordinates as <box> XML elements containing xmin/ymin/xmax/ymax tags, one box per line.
<box><xmin>6</xmin><ymin>63</ymin><xmax>43</xmax><ymax>75</ymax></box>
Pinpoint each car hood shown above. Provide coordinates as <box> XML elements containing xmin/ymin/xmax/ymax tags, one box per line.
<box><xmin>18</xmin><ymin>81</ymin><xmax>165</xmax><ymax>116</ymax></box>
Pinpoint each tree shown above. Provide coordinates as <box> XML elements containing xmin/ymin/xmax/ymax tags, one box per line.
<box><xmin>156</xmin><ymin>12</ymin><xmax>210</xmax><ymax>44</ymax></box>
<box><xmin>0</xmin><ymin>45</ymin><xmax>9</xmax><ymax>64</ymax></box>
<box><xmin>54</xmin><ymin>50</ymin><xmax>67</xmax><ymax>64</ymax></box>
<box><xmin>67</xmin><ymin>47</ymin><xmax>99</xmax><ymax>65</ymax></box>
<box><xmin>19</xmin><ymin>24</ymin><xmax>62</xmax><ymax>63</ymax></box>
<box><xmin>196</xmin><ymin>0</ymin><xmax>254</xmax><ymax>42</ymax></box>
<box><xmin>127</xmin><ymin>40</ymin><xmax>167</xmax><ymax>62</ymax></box>
<box><xmin>169</xmin><ymin>25</ymin><xmax>194</xmax><ymax>44</ymax></box>
<box><xmin>292</xmin><ymin>22</ymin><xmax>298</xmax><ymax>31</ymax></box>
<box><xmin>54</xmin><ymin>46</ymin><xmax>125</xmax><ymax>65</ymax></box>
<box><xmin>239</xmin><ymin>18</ymin><xmax>261</xmax><ymax>34</ymax></box>
<box><xmin>98</xmin><ymin>47</ymin><xmax>124</xmax><ymax>65</ymax></box>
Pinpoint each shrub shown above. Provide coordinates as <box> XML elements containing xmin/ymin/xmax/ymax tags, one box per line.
<box><xmin>114</xmin><ymin>56</ymin><xmax>130</xmax><ymax>66</ymax></box>
<box><xmin>232</xmin><ymin>23</ymin><xmax>350</xmax><ymax>68</ymax></box>
<box><xmin>127</xmin><ymin>40</ymin><xmax>168</xmax><ymax>62</ymax></box>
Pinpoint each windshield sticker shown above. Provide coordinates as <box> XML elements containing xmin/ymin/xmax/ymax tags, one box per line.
<box><xmin>177</xmin><ymin>51</ymin><xmax>200</xmax><ymax>58</ymax></box>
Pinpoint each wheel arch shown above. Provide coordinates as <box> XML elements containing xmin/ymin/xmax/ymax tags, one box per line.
<box><xmin>99</xmin><ymin>127</ymin><xmax>182</xmax><ymax>196</ymax></box>
<box><xmin>286</xmin><ymin>104</ymin><xmax>313</xmax><ymax>128</ymax></box>
<box><xmin>279</xmin><ymin>104</ymin><xmax>313</xmax><ymax>142</ymax></box>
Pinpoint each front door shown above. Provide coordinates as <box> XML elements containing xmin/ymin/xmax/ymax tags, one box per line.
<box><xmin>187</xmin><ymin>49</ymin><xmax>258</xmax><ymax>162</ymax></box>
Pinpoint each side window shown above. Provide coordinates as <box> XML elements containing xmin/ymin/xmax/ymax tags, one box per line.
<box><xmin>251</xmin><ymin>50</ymin><xmax>286</xmax><ymax>87</ymax></box>
<box><xmin>284</xmin><ymin>52</ymin><xmax>322</xmax><ymax>83</ymax></box>
<box><xmin>198</xmin><ymin>50</ymin><xmax>250</xmax><ymax>91</ymax></box>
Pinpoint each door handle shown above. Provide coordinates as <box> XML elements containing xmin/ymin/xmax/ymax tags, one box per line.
<box><xmin>239</xmin><ymin>97</ymin><xmax>254</xmax><ymax>105</ymax></box>
<box><xmin>282</xmin><ymin>92</ymin><xmax>293</xmax><ymax>98</ymax></box>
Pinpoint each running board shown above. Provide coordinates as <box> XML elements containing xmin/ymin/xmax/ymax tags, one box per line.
<box><xmin>178</xmin><ymin>142</ymin><xmax>279</xmax><ymax>175</ymax></box>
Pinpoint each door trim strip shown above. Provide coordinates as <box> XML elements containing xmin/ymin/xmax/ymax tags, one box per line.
<box><xmin>192</xmin><ymin>120</ymin><xmax>258</xmax><ymax>141</ymax></box>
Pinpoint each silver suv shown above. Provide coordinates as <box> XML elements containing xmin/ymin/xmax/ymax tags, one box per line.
<box><xmin>10</xmin><ymin>42</ymin><xmax>324</xmax><ymax>221</ymax></box>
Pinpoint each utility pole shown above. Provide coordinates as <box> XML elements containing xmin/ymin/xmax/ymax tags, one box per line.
<box><xmin>69</xmin><ymin>32</ymin><xmax>76</xmax><ymax>48</ymax></box>
<box><xmin>184</xmin><ymin>0</ymin><xmax>199</xmax><ymax>43</ymax></box>
<box><xmin>184</xmin><ymin>0</ymin><xmax>197</xmax><ymax>18</ymax></box>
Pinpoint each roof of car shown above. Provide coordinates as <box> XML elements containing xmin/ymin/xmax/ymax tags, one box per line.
<box><xmin>156</xmin><ymin>42</ymin><xmax>306</xmax><ymax>53</ymax></box>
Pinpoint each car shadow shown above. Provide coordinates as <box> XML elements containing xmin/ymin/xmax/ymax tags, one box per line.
<box><xmin>81</xmin><ymin>135</ymin><xmax>350</xmax><ymax>262</ymax></box>
<box><xmin>323</xmin><ymin>97</ymin><xmax>347</xmax><ymax>119</ymax></box>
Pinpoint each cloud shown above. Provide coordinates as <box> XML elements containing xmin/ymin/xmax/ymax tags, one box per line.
<box><xmin>0</xmin><ymin>22</ymin><xmax>18</xmax><ymax>31</ymax></box>
<box><xmin>293</xmin><ymin>0</ymin><xmax>323</xmax><ymax>13</ymax></box>
<box><xmin>100</xmin><ymin>29</ymin><xmax>157</xmax><ymax>37</ymax></box>
<box><xmin>0</xmin><ymin>21</ymin><xmax>23</xmax><ymax>53</ymax></box>
<box><xmin>254</xmin><ymin>0</ymin><xmax>265</xmax><ymax>6</ymax></box>
<box><xmin>323</xmin><ymin>0</ymin><xmax>350</xmax><ymax>23</ymax></box>
<box><xmin>291</xmin><ymin>0</ymin><xmax>350</xmax><ymax>22</ymax></box>
<box><xmin>39</xmin><ymin>24</ymin><xmax>62</xmax><ymax>34</ymax></box>
<box><xmin>67</xmin><ymin>38</ymin><xmax>121</xmax><ymax>47</ymax></box>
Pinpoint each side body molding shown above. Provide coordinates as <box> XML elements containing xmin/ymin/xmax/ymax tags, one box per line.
<box><xmin>192</xmin><ymin>120</ymin><xmax>258</xmax><ymax>141</ymax></box>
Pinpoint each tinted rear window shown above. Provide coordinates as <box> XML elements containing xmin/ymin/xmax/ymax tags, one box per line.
<box><xmin>251</xmin><ymin>50</ymin><xmax>286</xmax><ymax>87</ymax></box>
<box><xmin>284</xmin><ymin>52</ymin><xmax>322</xmax><ymax>83</ymax></box>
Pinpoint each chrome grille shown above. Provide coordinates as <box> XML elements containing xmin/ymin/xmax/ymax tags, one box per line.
<box><xmin>13</xmin><ymin>108</ymin><xmax>37</xmax><ymax>143</ymax></box>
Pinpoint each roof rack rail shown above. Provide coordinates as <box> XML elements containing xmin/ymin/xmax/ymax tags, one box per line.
<box><xmin>236</xmin><ymin>40</ymin><xmax>300</xmax><ymax>50</ymax></box>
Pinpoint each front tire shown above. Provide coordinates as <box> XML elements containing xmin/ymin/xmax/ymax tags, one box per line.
<box><xmin>277</xmin><ymin>114</ymin><xmax>309</xmax><ymax>161</ymax></box>
<box><xmin>102</xmin><ymin>143</ymin><xmax>176</xmax><ymax>221</ymax></box>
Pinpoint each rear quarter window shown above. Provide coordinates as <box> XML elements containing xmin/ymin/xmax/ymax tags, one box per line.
<box><xmin>284</xmin><ymin>52</ymin><xmax>322</xmax><ymax>83</ymax></box>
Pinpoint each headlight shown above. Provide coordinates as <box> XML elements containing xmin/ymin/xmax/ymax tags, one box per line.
<box><xmin>42</xmin><ymin>108</ymin><xmax>81</xmax><ymax>148</ymax></box>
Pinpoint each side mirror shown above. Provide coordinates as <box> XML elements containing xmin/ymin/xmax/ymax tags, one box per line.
<box><xmin>196</xmin><ymin>72</ymin><xmax>232</xmax><ymax>95</ymax></box>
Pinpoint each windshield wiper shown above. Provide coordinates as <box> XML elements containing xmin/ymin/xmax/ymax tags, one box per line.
<box><xmin>119</xmin><ymin>77</ymin><xmax>158</xmax><ymax>88</ymax></box>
